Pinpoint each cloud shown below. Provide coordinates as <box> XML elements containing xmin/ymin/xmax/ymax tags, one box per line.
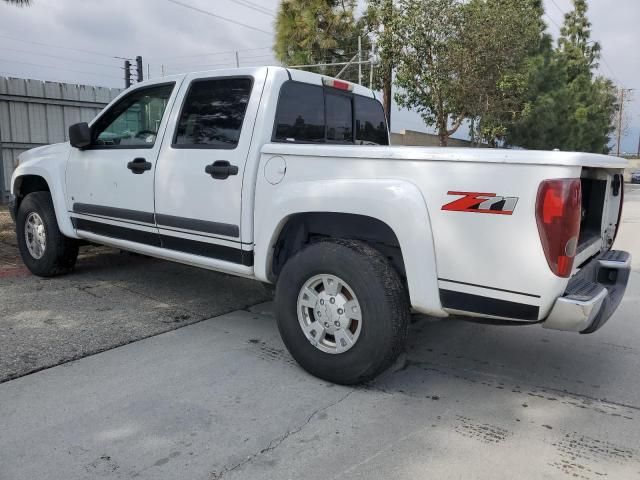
<box><xmin>0</xmin><ymin>0</ymin><xmax>636</xmax><ymax>150</ymax></box>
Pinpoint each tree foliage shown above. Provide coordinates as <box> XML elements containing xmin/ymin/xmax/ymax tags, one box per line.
<box><xmin>390</xmin><ymin>0</ymin><xmax>540</xmax><ymax>146</ymax></box>
<box><xmin>274</xmin><ymin>0</ymin><xmax>362</xmax><ymax>81</ymax></box>
<box><xmin>506</xmin><ymin>0</ymin><xmax>618</xmax><ymax>153</ymax></box>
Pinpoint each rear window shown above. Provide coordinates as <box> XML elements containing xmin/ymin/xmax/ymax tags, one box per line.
<box><xmin>273</xmin><ymin>80</ymin><xmax>388</xmax><ymax>145</ymax></box>
<box><xmin>174</xmin><ymin>77</ymin><xmax>253</xmax><ymax>149</ymax></box>
<box><xmin>355</xmin><ymin>96</ymin><xmax>389</xmax><ymax>145</ymax></box>
<box><xmin>273</xmin><ymin>82</ymin><xmax>325</xmax><ymax>143</ymax></box>
<box><xmin>326</xmin><ymin>92</ymin><xmax>353</xmax><ymax>143</ymax></box>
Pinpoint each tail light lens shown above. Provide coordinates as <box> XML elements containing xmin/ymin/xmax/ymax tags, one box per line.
<box><xmin>536</xmin><ymin>179</ymin><xmax>582</xmax><ymax>278</ymax></box>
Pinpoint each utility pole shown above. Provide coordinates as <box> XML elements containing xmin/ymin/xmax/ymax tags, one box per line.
<box><xmin>637</xmin><ymin>130</ymin><xmax>640</xmax><ymax>158</ymax></box>
<box><xmin>617</xmin><ymin>88</ymin><xmax>625</xmax><ymax>157</ymax></box>
<box><xmin>136</xmin><ymin>56</ymin><xmax>144</xmax><ymax>83</ymax></box>
<box><xmin>124</xmin><ymin>60</ymin><xmax>132</xmax><ymax>88</ymax></box>
<box><xmin>235</xmin><ymin>51</ymin><xmax>240</xmax><ymax>68</ymax></box>
<box><xmin>358</xmin><ymin>36</ymin><xmax>362</xmax><ymax>85</ymax></box>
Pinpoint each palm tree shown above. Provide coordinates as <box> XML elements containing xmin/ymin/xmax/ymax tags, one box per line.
<box><xmin>3</xmin><ymin>0</ymin><xmax>31</xmax><ymax>5</ymax></box>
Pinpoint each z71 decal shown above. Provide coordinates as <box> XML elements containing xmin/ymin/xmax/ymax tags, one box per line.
<box><xmin>442</xmin><ymin>191</ymin><xmax>518</xmax><ymax>215</ymax></box>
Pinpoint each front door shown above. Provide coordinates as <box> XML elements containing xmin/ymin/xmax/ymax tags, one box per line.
<box><xmin>66</xmin><ymin>81</ymin><xmax>179</xmax><ymax>246</ymax></box>
<box><xmin>154</xmin><ymin>71</ymin><xmax>266</xmax><ymax>267</ymax></box>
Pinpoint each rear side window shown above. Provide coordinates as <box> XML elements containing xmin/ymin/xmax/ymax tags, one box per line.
<box><xmin>174</xmin><ymin>77</ymin><xmax>253</xmax><ymax>149</ymax></box>
<box><xmin>273</xmin><ymin>80</ymin><xmax>388</xmax><ymax>145</ymax></box>
<box><xmin>355</xmin><ymin>96</ymin><xmax>389</xmax><ymax>145</ymax></box>
<box><xmin>273</xmin><ymin>82</ymin><xmax>325</xmax><ymax>143</ymax></box>
<box><xmin>326</xmin><ymin>93</ymin><xmax>353</xmax><ymax>143</ymax></box>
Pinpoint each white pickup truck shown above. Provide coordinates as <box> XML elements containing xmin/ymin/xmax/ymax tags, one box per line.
<box><xmin>9</xmin><ymin>67</ymin><xmax>631</xmax><ymax>384</ymax></box>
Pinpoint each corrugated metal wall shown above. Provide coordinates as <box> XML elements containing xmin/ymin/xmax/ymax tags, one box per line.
<box><xmin>0</xmin><ymin>77</ymin><xmax>121</xmax><ymax>202</ymax></box>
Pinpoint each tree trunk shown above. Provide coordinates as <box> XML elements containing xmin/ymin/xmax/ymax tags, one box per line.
<box><xmin>382</xmin><ymin>67</ymin><xmax>392</xmax><ymax>129</ymax></box>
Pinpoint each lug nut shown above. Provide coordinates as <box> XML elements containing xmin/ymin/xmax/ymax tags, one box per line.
<box><xmin>324</xmin><ymin>322</ymin><xmax>330</xmax><ymax>328</ymax></box>
<box><xmin>330</xmin><ymin>297</ymin><xmax>335</xmax><ymax>304</ymax></box>
<box><xmin>320</xmin><ymin>299</ymin><xmax>325</xmax><ymax>305</ymax></box>
<box><xmin>337</xmin><ymin>308</ymin><xmax>344</xmax><ymax>315</ymax></box>
<box><xmin>334</xmin><ymin>321</ymin><xmax>340</xmax><ymax>327</ymax></box>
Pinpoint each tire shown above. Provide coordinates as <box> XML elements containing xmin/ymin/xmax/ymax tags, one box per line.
<box><xmin>275</xmin><ymin>239</ymin><xmax>410</xmax><ymax>385</ymax></box>
<box><xmin>16</xmin><ymin>192</ymin><xmax>79</xmax><ymax>277</ymax></box>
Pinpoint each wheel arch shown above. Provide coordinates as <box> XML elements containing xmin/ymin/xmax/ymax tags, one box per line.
<box><xmin>270</xmin><ymin>212</ymin><xmax>407</xmax><ymax>281</ymax></box>
<box><xmin>12</xmin><ymin>171</ymin><xmax>77</xmax><ymax>238</ymax></box>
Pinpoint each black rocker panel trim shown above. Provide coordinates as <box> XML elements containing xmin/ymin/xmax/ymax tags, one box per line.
<box><xmin>72</xmin><ymin>218</ymin><xmax>160</xmax><ymax>247</ymax></box>
<box><xmin>73</xmin><ymin>203</ymin><xmax>155</xmax><ymax>224</ymax></box>
<box><xmin>72</xmin><ymin>218</ymin><xmax>252</xmax><ymax>266</ymax></box>
<box><xmin>439</xmin><ymin>289</ymin><xmax>540</xmax><ymax>321</ymax></box>
<box><xmin>160</xmin><ymin>235</ymin><xmax>253</xmax><ymax>266</ymax></box>
<box><xmin>156</xmin><ymin>213</ymin><xmax>239</xmax><ymax>238</ymax></box>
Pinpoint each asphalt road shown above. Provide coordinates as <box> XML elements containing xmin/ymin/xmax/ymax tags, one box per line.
<box><xmin>0</xmin><ymin>186</ymin><xmax>639</xmax><ymax>479</ymax></box>
<box><xmin>0</xmin><ymin>206</ymin><xmax>272</xmax><ymax>382</ymax></box>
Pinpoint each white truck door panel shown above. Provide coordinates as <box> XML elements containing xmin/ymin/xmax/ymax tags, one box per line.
<box><xmin>66</xmin><ymin>81</ymin><xmax>180</xmax><ymax>244</ymax></box>
<box><xmin>154</xmin><ymin>70</ymin><xmax>267</xmax><ymax>266</ymax></box>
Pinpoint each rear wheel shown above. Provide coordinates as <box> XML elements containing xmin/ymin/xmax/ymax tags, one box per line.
<box><xmin>16</xmin><ymin>192</ymin><xmax>79</xmax><ymax>277</ymax></box>
<box><xmin>275</xmin><ymin>239</ymin><xmax>410</xmax><ymax>385</ymax></box>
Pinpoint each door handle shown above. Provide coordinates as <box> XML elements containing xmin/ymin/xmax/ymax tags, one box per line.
<box><xmin>127</xmin><ymin>158</ymin><xmax>152</xmax><ymax>174</ymax></box>
<box><xmin>205</xmin><ymin>160</ymin><xmax>239</xmax><ymax>180</ymax></box>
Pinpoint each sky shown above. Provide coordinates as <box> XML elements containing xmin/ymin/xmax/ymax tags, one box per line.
<box><xmin>0</xmin><ymin>0</ymin><xmax>638</xmax><ymax>153</ymax></box>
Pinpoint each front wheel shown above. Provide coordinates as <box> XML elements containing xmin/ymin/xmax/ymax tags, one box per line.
<box><xmin>16</xmin><ymin>192</ymin><xmax>79</xmax><ymax>277</ymax></box>
<box><xmin>275</xmin><ymin>239</ymin><xmax>410</xmax><ymax>385</ymax></box>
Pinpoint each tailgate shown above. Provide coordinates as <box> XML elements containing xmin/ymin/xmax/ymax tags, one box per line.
<box><xmin>574</xmin><ymin>168</ymin><xmax>624</xmax><ymax>269</ymax></box>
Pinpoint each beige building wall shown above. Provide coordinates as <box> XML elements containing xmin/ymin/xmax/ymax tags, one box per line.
<box><xmin>390</xmin><ymin>129</ymin><xmax>472</xmax><ymax>147</ymax></box>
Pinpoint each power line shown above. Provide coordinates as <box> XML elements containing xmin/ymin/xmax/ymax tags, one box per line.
<box><xmin>224</xmin><ymin>0</ymin><xmax>274</xmax><ymax>17</ymax></box>
<box><xmin>148</xmin><ymin>46</ymin><xmax>271</xmax><ymax>62</ymax></box>
<box><xmin>0</xmin><ymin>47</ymin><xmax>123</xmax><ymax>70</ymax></box>
<box><xmin>165</xmin><ymin>0</ymin><xmax>272</xmax><ymax>35</ymax></box>
<box><xmin>548</xmin><ymin>0</ymin><xmax>567</xmax><ymax>17</ymax></box>
<box><xmin>0</xmin><ymin>57</ymin><xmax>123</xmax><ymax>80</ymax></box>
<box><xmin>0</xmin><ymin>33</ymin><xmax>130</xmax><ymax>60</ymax></box>
<box><xmin>544</xmin><ymin>12</ymin><xmax>562</xmax><ymax>30</ymax></box>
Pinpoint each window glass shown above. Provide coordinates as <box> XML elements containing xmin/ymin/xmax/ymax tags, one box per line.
<box><xmin>355</xmin><ymin>95</ymin><xmax>389</xmax><ymax>145</ymax></box>
<box><xmin>174</xmin><ymin>78</ymin><xmax>253</xmax><ymax>148</ymax></box>
<box><xmin>92</xmin><ymin>83</ymin><xmax>174</xmax><ymax>147</ymax></box>
<box><xmin>326</xmin><ymin>93</ymin><xmax>353</xmax><ymax>143</ymax></box>
<box><xmin>273</xmin><ymin>82</ymin><xmax>325</xmax><ymax>142</ymax></box>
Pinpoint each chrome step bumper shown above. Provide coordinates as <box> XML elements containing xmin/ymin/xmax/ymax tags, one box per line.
<box><xmin>543</xmin><ymin>250</ymin><xmax>631</xmax><ymax>334</ymax></box>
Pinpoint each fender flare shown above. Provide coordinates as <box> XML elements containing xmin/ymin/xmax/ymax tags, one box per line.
<box><xmin>11</xmin><ymin>165</ymin><xmax>77</xmax><ymax>239</ymax></box>
<box><xmin>254</xmin><ymin>178</ymin><xmax>446</xmax><ymax>317</ymax></box>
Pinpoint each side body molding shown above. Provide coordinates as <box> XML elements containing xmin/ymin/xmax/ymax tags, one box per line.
<box><xmin>254</xmin><ymin>178</ymin><xmax>447</xmax><ymax>317</ymax></box>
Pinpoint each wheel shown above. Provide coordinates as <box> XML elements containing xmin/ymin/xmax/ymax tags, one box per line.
<box><xmin>275</xmin><ymin>239</ymin><xmax>410</xmax><ymax>385</ymax></box>
<box><xmin>16</xmin><ymin>192</ymin><xmax>79</xmax><ymax>277</ymax></box>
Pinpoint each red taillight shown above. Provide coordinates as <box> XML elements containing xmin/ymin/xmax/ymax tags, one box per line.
<box><xmin>321</xmin><ymin>77</ymin><xmax>354</xmax><ymax>91</ymax></box>
<box><xmin>536</xmin><ymin>179</ymin><xmax>582</xmax><ymax>278</ymax></box>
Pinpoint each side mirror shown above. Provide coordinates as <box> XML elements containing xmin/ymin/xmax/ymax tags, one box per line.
<box><xmin>69</xmin><ymin>122</ymin><xmax>92</xmax><ymax>149</ymax></box>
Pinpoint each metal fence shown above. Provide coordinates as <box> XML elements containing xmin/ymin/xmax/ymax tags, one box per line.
<box><xmin>0</xmin><ymin>77</ymin><xmax>121</xmax><ymax>202</ymax></box>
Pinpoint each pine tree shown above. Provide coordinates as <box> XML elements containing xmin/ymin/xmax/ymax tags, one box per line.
<box><xmin>274</xmin><ymin>0</ymin><xmax>361</xmax><ymax>80</ymax></box>
<box><xmin>506</xmin><ymin>0</ymin><xmax>618</xmax><ymax>153</ymax></box>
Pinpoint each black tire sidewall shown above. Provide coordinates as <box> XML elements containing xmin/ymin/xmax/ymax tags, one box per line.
<box><xmin>275</xmin><ymin>240</ymin><xmax>408</xmax><ymax>384</ymax></box>
<box><xmin>16</xmin><ymin>192</ymin><xmax>73</xmax><ymax>277</ymax></box>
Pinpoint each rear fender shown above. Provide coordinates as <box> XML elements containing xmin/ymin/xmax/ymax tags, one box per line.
<box><xmin>254</xmin><ymin>179</ymin><xmax>446</xmax><ymax>316</ymax></box>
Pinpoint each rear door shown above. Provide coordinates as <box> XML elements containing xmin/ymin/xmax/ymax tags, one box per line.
<box><xmin>154</xmin><ymin>70</ymin><xmax>267</xmax><ymax>267</ymax></box>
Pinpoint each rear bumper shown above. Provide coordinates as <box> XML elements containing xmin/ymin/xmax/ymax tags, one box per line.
<box><xmin>543</xmin><ymin>250</ymin><xmax>631</xmax><ymax>334</ymax></box>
